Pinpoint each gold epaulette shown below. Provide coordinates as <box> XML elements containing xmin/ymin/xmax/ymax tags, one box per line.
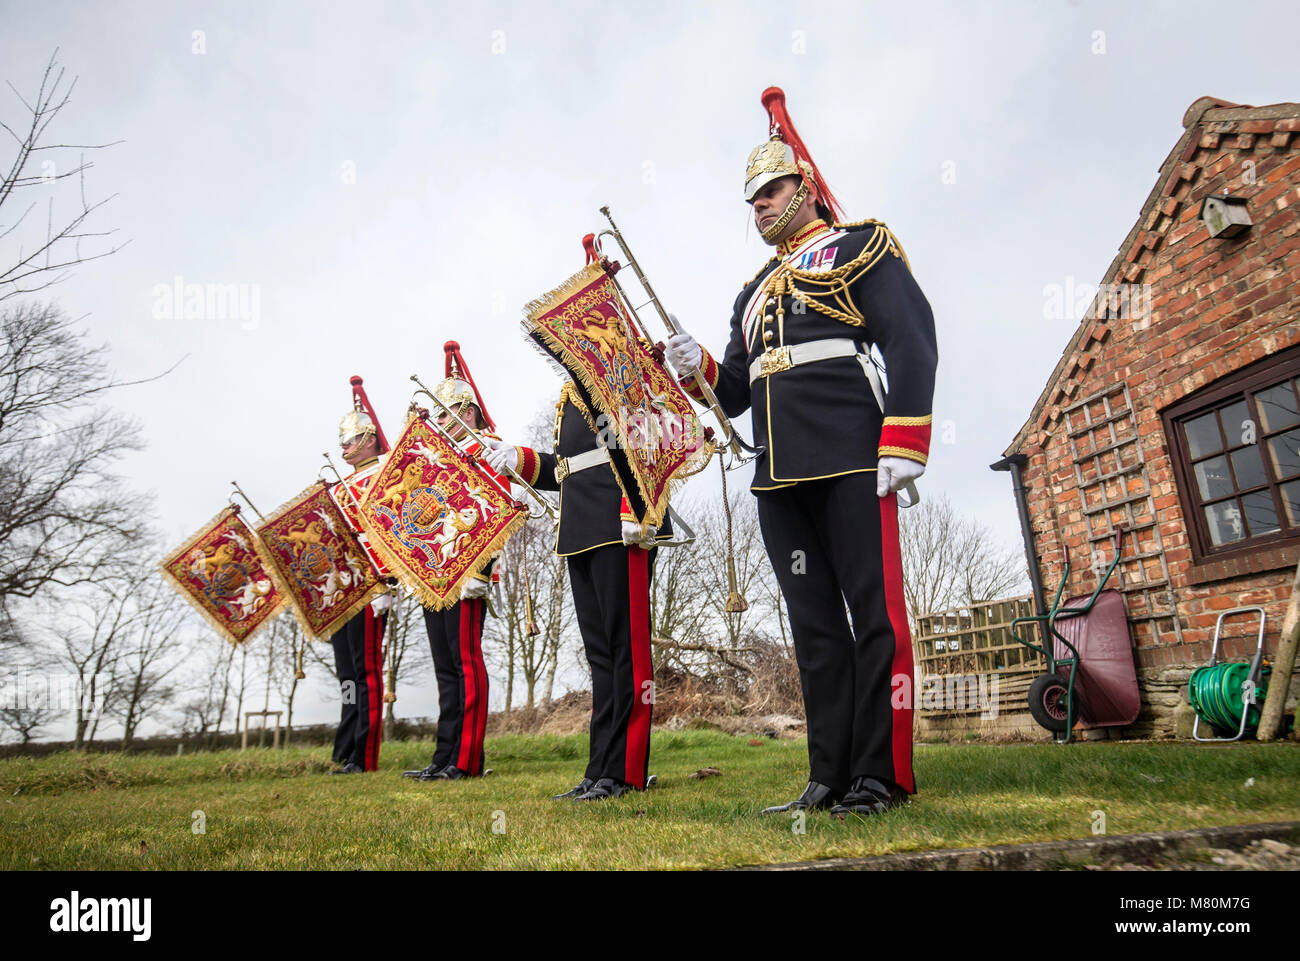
<box><xmin>832</xmin><ymin>220</ymin><xmax>912</xmax><ymax>273</ymax></box>
<box><xmin>831</xmin><ymin>217</ymin><xmax>885</xmax><ymax>231</ymax></box>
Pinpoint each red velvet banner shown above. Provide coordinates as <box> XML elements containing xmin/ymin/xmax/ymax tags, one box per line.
<box><xmin>254</xmin><ymin>482</ymin><xmax>385</xmax><ymax>641</ymax></box>
<box><xmin>523</xmin><ymin>261</ymin><xmax>710</xmax><ymax>526</ymax></box>
<box><xmin>160</xmin><ymin>507</ymin><xmax>286</xmax><ymax>646</ymax></box>
<box><xmin>356</xmin><ymin>414</ymin><xmax>525</xmax><ymax>610</ymax></box>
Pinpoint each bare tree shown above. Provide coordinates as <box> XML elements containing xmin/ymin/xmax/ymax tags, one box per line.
<box><xmin>898</xmin><ymin>492</ymin><xmax>1028</xmax><ymax>623</ymax></box>
<box><xmin>1</xmin><ymin>50</ymin><xmax>124</xmax><ymax>302</ymax></box>
<box><xmin>45</xmin><ymin>574</ymin><xmax>135</xmax><ymax>747</ymax></box>
<box><xmin>105</xmin><ymin>570</ymin><xmax>187</xmax><ymax>747</ymax></box>
<box><xmin>0</xmin><ymin>699</ymin><xmax>59</xmax><ymax>743</ymax></box>
<box><xmin>490</xmin><ymin>518</ymin><xmax>571</xmax><ymax>711</ymax></box>
<box><xmin>0</xmin><ymin>633</ymin><xmax>63</xmax><ymax>743</ymax></box>
<box><xmin>0</xmin><ymin>302</ymin><xmax>149</xmax><ymax>613</ymax></box>
<box><xmin>178</xmin><ymin>638</ymin><xmax>237</xmax><ymax>746</ymax></box>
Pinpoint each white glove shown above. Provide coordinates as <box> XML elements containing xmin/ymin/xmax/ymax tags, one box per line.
<box><xmin>876</xmin><ymin>456</ymin><xmax>925</xmax><ymax>497</ymax></box>
<box><xmin>666</xmin><ymin>326</ymin><xmax>702</xmax><ymax>377</ymax></box>
<box><xmin>481</xmin><ymin>436</ymin><xmax>518</xmax><ymax>474</ymax></box>
<box><xmin>460</xmin><ymin>576</ymin><xmax>490</xmax><ymax>600</ymax></box>
<box><xmin>621</xmin><ymin>520</ymin><xmax>657</xmax><ymax>550</ymax></box>
<box><xmin>370</xmin><ymin>593</ymin><xmax>393</xmax><ymax>614</ymax></box>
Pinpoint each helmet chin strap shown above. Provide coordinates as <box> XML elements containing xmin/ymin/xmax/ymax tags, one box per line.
<box><xmin>760</xmin><ymin>179</ymin><xmax>810</xmax><ymax>244</ymax></box>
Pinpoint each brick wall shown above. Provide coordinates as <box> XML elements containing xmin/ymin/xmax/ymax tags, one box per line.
<box><xmin>1017</xmin><ymin>107</ymin><xmax>1299</xmax><ymax>737</ymax></box>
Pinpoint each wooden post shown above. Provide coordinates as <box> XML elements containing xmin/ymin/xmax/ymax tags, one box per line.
<box><xmin>1257</xmin><ymin>559</ymin><xmax>1300</xmax><ymax>741</ymax></box>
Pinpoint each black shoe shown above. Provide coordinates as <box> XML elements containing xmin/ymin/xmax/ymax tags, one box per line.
<box><xmin>759</xmin><ymin>780</ymin><xmax>841</xmax><ymax>815</ymax></box>
<box><xmin>429</xmin><ymin>766</ymin><xmax>467</xmax><ymax>780</ymax></box>
<box><xmin>552</xmin><ymin>778</ymin><xmax>594</xmax><ymax>800</ymax></box>
<box><xmin>403</xmin><ymin>762</ymin><xmax>444</xmax><ymax>780</ymax></box>
<box><xmin>829</xmin><ymin>776</ymin><xmax>910</xmax><ymax>817</ymax></box>
<box><xmin>574</xmin><ymin>777</ymin><xmax>629</xmax><ymax>801</ymax></box>
<box><xmin>329</xmin><ymin>761</ymin><xmax>364</xmax><ymax>775</ymax></box>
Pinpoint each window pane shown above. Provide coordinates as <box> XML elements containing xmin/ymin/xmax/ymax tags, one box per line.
<box><xmin>1219</xmin><ymin>401</ymin><xmax>1252</xmax><ymax>448</ymax></box>
<box><xmin>1255</xmin><ymin>381</ymin><xmax>1300</xmax><ymax>433</ymax></box>
<box><xmin>1194</xmin><ymin>455</ymin><xmax>1234</xmax><ymax>500</ymax></box>
<box><xmin>1241</xmin><ymin>491</ymin><xmax>1280</xmax><ymax>537</ymax></box>
<box><xmin>1268</xmin><ymin>429</ymin><xmax>1300</xmax><ymax>481</ymax></box>
<box><xmin>1230</xmin><ymin>446</ymin><xmax>1267</xmax><ymax>490</ymax></box>
<box><xmin>1204</xmin><ymin>501</ymin><xmax>1245</xmax><ymax>546</ymax></box>
<box><xmin>1282</xmin><ymin>479</ymin><xmax>1300</xmax><ymax>528</ymax></box>
<box><xmin>1184</xmin><ymin>411</ymin><xmax>1222</xmax><ymax>458</ymax></box>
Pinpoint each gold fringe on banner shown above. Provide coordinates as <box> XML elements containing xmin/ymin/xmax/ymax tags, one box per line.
<box><xmin>251</xmin><ymin>481</ymin><xmax>387</xmax><ymax>642</ymax></box>
<box><xmin>158</xmin><ymin>505</ymin><xmax>287</xmax><ymax>647</ymax></box>
<box><xmin>523</xmin><ymin>263</ymin><xmax>712</xmax><ymax>529</ymax></box>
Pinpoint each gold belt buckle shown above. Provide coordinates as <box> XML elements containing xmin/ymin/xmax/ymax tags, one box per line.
<box><xmin>554</xmin><ymin>457</ymin><xmax>570</xmax><ymax>483</ymax></box>
<box><xmin>759</xmin><ymin>346</ymin><xmax>792</xmax><ymax>377</ymax></box>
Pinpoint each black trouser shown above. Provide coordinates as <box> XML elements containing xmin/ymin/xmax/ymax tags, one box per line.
<box><xmin>330</xmin><ymin>607</ymin><xmax>386</xmax><ymax>770</ymax></box>
<box><xmin>566</xmin><ymin>544</ymin><xmax>655</xmax><ymax>788</ymax></box>
<box><xmin>423</xmin><ymin>598</ymin><xmax>488</xmax><ymax>776</ymax></box>
<box><xmin>755</xmin><ymin>472</ymin><xmax>915</xmax><ymax>796</ymax></box>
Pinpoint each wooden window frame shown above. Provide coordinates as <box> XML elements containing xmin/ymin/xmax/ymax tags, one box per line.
<box><xmin>1161</xmin><ymin>343</ymin><xmax>1300</xmax><ymax>571</ymax></box>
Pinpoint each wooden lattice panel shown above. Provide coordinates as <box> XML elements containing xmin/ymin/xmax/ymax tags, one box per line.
<box><xmin>912</xmin><ymin>596</ymin><xmax>1042</xmax><ymax>718</ymax></box>
<box><xmin>1064</xmin><ymin>384</ymin><xmax>1183</xmax><ymax>647</ymax></box>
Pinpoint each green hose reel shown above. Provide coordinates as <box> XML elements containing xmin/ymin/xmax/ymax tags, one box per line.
<box><xmin>1188</xmin><ymin>660</ymin><xmax>1270</xmax><ymax>733</ymax></box>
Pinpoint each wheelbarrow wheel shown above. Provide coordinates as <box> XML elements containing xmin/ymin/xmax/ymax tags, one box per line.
<box><xmin>1028</xmin><ymin>672</ymin><xmax>1075</xmax><ymax>734</ymax></box>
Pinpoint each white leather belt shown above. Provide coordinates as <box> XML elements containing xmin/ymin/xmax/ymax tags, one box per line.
<box><xmin>749</xmin><ymin>337</ymin><xmax>885</xmax><ymax>411</ymax></box>
<box><xmin>554</xmin><ymin>446</ymin><xmax>610</xmax><ymax>483</ymax></box>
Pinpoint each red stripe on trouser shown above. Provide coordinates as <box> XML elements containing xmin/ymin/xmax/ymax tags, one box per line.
<box><xmin>878</xmin><ymin>492</ymin><xmax>915</xmax><ymax>794</ymax></box>
<box><xmin>363</xmin><ymin>608</ymin><xmax>384</xmax><ymax>771</ymax></box>
<box><xmin>624</xmin><ymin>547</ymin><xmax>652</xmax><ymax>788</ymax></box>
<box><xmin>456</xmin><ymin>599</ymin><xmax>487</xmax><ymax>775</ymax></box>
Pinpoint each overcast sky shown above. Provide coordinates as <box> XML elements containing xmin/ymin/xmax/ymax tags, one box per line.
<box><xmin>4</xmin><ymin>0</ymin><xmax>1297</xmax><ymax>737</ymax></box>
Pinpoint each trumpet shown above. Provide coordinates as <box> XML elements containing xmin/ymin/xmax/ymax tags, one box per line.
<box><xmin>595</xmin><ymin>205</ymin><xmax>762</xmax><ymax>471</ymax></box>
<box><xmin>409</xmin><ymin>373</ymin><xmax>559</xmax><ymax>524</ymax></box>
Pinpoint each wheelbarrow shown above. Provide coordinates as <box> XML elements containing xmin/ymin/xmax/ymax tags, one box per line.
<box><xmin>1010</xmin><ymin>528</ymin><xmax>1141</xmax><ymax>742</ymax></box>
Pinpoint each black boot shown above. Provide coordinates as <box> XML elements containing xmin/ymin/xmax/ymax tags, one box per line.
<box><xmin>829</xmin><ymin>776</ymin><xmax>909</xmax><ymax>817</ymax></box>
<box><xmin>574</xmin><ymin>777</ymin><xmax>629</xmax><ymax>801</ymax></box>
<box><xmin>429</xmin><ymin>766</ymin><xmax>467</xmax><ymax>780</ymax></box>
<box><xmin>552</xmin><ymin>777</ymin><xmax>594</xmax><ymax>800</ymax></box>
<box><xmin>402</xmin><ymin>762</ymin><xmax>444</xmax><ymax>780</ymax></box>
<box><xmin>329</xmin><ymin>761</ymin><xmax>364</xmax><ymax>775</ymax></box>
<box><xmin>759</xmin><ymin>780</ymin><xmax>840</xmax><ymax>815</ymax></box>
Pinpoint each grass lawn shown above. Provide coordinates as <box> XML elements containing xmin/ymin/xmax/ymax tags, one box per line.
<box><xmin>2</xmin><ymin>731</ymin><xmax>1297</xmax><ymax>870</ymax></box>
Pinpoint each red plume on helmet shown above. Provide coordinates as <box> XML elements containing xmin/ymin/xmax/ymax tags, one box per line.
<box><xmin>760</xmin><ymin>86</ymin><xmax>844</xmax><ymax>222</ymax></box>
<box><xmin>349</xmin><ymin>375</ymin><xmax>390</xmax><ymax>452</ymax></box>
<box><xmin>443</xmin><ymin>341</ymin><xmax>496</xmax><ymax>432</ymax></box>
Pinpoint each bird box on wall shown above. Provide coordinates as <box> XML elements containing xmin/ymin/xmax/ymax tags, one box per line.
<box><xmin>1200</xmin><ymin>194</ymin><xmax>1253</xmax><ymax>239</ymax></box>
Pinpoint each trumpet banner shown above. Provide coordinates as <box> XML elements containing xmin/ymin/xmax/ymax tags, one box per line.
<box><xmin>254</xmin><ymin>482</ymin><xmax>385</xmax><ymax>641</ymax></box>
<box><xmin>159</xmin><ymin>507</ymin><xmax>286</xmax><ymax>646</ymax></box>
<box><xmin>523</xmin><ymin>260</ymin><xmax>710</xmax><ymax>526</ymax></box>
<box><xmin>356</xmin><ymin>414</ymin><xmax>525</xmax><ymax>611</ymax></box>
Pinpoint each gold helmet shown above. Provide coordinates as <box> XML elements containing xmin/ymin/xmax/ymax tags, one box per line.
<box><xmin>744</xmin><ymin>87</ymin><xmax>843</xmax><ymax>242</ymax></box>
<box><xmin>744</xmin><ymin>137</ymin><xmax>810</xmax><ymax>203</ymax></box>
<box><xmin>434</xmin><ymin>341</ymin><xmax>496</xmax><ymax>432</ymax></box>
<box><xmin>339</xmin><ymin>375</ymin><xmax>388</xmax><ymax>451</ymax></box>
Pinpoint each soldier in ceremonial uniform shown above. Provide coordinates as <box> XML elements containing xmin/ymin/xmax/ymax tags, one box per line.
<box><xmin>327</xmin><ymin>376</ymin><xmax>391</xmax><ymax>774</ymax></box>
<box><xmin>484</xmin><ymin>378</ymin><xmax>670</xmax><ymax>801</ymax></box>
<box><xmin>666</xmin><ymin>87</ymin><xmax>938</xmax><ymax>816</ymax></box>
<box><xmin>403</xmin><ymin>342</ymin><xmax>503</xmax><ymax>782</ymax></box>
